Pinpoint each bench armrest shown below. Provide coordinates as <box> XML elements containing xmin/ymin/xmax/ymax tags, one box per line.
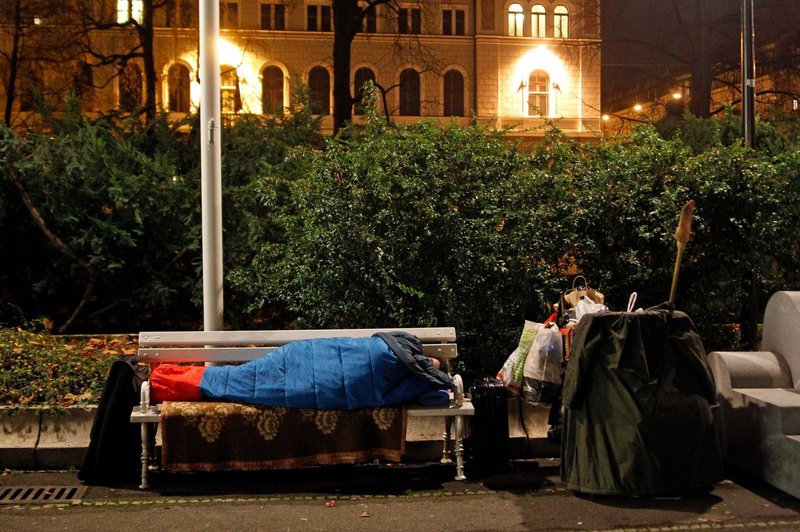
<box><xmin>140</xmin><ymin>380</ymin><xmax>151</xmax><ymax>413</ymax></box>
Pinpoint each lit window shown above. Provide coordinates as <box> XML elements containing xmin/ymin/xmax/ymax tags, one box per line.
<box><xmin>309</xmin><ymin>66</ymin><xmax>330</xmax><ymax>115</ymax></box>
<box><xmin>531</xmin><ymin>5</ymin><xmax>546</xmax><ymax>37</ymax></box>
<box><xmin>443</xmin><ymin>9</ymin><xmax>465</xmax><ymax>35</ymax></box>
<box><xmin>221</xmin><ymin>65</ymin><xmax>241</xmax><ymax>114</ymax></box>
<box><xmin>119</xmin><ymin>63</ymin><xmax>142</xmax><ymax>111</ymax></box>
<box><xmin>117</xmin><ymin>0</ymin><xmax>143</xmax><ymax>23</ymax></box>
<box><xmin>262</xmin><ymin>66</ymin><xmax>284</xmax><ymax>114</ymax></box>
<box><xmin>554</xmin><ymin>6</ymin><xmax>569</xmax><ymax>38</ymax></box>
<box><xmin>443</xmin><ymin>70</ymin><xmax>464</xmax><ymax>117</ymax></box>
<box><xmin>261</xmin><ymin>3</ymin><xmax>285</xmax><ymax>30</ymax></box>
<box><xmin>399</xmin><ymin>68</ymin><xmax>420</xmax><ymax>115</ymax></box>
<box><xmin>220</xmin><ymin>2</ymin><xmax>238</xmax><ymax>29</ymax></box>
<box><xmin>507</xmin><ymin>4</ymin><xmax>523</xmax><ymax>37</ymax></box>
<box><xmin>167</xmin><ymin>63</ymin><xmax>190</xmax><ymax>113</ymax></box>
<box><xmin>528</xmin><ymin>70</ymin><xmax>549</xmax><ymax>116</ymax></box>
<box><xmin>353</xmin><ymin>67</ymin><xmax>376</xmax><ymax>115</ymax></box>
<box><xmin>399</xmin><ymin>7</ymin><xmax>421</xmax><ymax>34</ymax></box>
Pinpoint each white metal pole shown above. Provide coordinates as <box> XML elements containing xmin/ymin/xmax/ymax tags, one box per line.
<box><xmin>199</xmin><ymin>0</ymin><xmax>224</xmax><ymax>331</ymax></box>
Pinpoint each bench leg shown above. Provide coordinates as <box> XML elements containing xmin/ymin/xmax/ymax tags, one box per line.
<box><xmin>453</xmin><ymin>415</ymin><xmax>466</xmax><ymax>481</ymax></box>
<box><xmin>440</xmin><ymin>416</ymin><xmax>453</xmax><ymax>464</ymax></box>
<box><xmin>139</xmin><ymin>422</ymin><xmax>150</xmax><ymax>490</ymax></box>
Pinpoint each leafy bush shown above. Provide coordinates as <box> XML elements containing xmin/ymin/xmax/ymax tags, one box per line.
<box><xmin>2</xmin><ymin>94</ymin><xmax>799</xmax><ymax>386</ymax></box>
<box><xmin>0</xmin><ymin>329</ymin><xmax>122</xmax><ymax>406</ymax></box>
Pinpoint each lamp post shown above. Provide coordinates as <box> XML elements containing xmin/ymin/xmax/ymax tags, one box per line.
<box><xmin>200</xmin><ymin>0</ymin><xmax>224</xmax><ymax>332</ymax></box>
<box><xmin>741</xmin><ymin>0</ymin><xmax>756</xmax><ymax>147</ymax></box>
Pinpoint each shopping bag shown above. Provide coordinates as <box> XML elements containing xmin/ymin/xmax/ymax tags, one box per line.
<box><xmin>497</xmin><ymin>320</ymin><xmax>542</xmax><ymax>396</ymax></box>
<box><xmin>522</xmin><ymin>326</ymin><xmax>564</xmax><ymax>405</ymax></box>
<box><xmin>563</xmin><ymin>275</ymin><xmax>605</xmax><ymax>309</ymax></box>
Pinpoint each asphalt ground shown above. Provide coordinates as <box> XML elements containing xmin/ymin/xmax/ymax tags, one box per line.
<box><xmin>2</xmin><ymin>459</ymin><xmax>800</xmax><ymax>531</ymax></box>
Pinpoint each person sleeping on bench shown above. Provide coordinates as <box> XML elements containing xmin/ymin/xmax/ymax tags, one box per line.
<box><xmin>148</xmin><ymin>332</ymin><xmax>454</xmax><ymax>409</ymax></box>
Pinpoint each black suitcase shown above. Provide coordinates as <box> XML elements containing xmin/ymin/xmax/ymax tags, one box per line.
<box><xmin>468</xmin><ymin>377</ymin><xmax>510</xmax><ymax>469</ymax></box>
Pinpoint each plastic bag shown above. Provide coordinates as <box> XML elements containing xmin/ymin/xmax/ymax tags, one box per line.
<box><xmin>574</xmin><ymin>295</ymin><xmax>607</xmax><ymax>322</ymax></box>
<box><xmin>497</xmin><ymin>321</ymin><xmax>542</xmax><ymax>396</ymax></box>
<box><xmin>522</xmin><ymin>326</ymin><xmax>564</xmax><ymax>405</ymax></box>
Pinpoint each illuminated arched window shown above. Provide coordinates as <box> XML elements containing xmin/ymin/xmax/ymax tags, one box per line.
<box><xmin>507</xmin><ymin>3</ymin><xmax>523</xmax><ymax>37</ymax></box>
<box><xmin>353</xmin><ymin>67</ymin><xmax>376</xmax><ymax>115</ymax></box>
<box><xmin>443</xmin><ymin>70</ymin><xmax>464</xmax><ymax>117</ymax></box>
<box><xmin>119</xmin><ymin>63</ymin><xmax>142</xmax><ymax>111</ymax></box>
<box><xmin>309</xmin><ymin>66</ymin><xmax>330</xmax><ymax>115</ymax></box>
<box><xmin>554</xmin><ymin>6</ymin><xmax>569</xmax><ymax>38</ymax></box>
<box><xmin>167</xmin><ymin>63</ymin><xmax>190</xmax><ymax>113</ymax></box>
<box><xmin>221</xmin><ymin>65</ymin><xmax>241</xmax><ymax>114</ymax></box>
<box><xmin>399</xmin><ymin>68</ymin><xmax>420</xmax><ymax>116</ymax></box>
<box><xmin>262</xmin><ymin>66</ymin><xmax>284</xmax><ymax>115</ymax></box>
<box><xmin>527</xmin><ymin>70</ymin><xmax>549</xmax><ymax>116</ymax></box>
<box><xmin>531</xmin><ymin>5</ymin><xmax>546</xmax><ymax>37</ymax></box>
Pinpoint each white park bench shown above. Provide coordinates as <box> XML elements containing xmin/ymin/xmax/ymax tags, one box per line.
<box><xmin>130</xmin><ymin>327</ymin><xmax>473</xmax><ymax>489</ymax></box>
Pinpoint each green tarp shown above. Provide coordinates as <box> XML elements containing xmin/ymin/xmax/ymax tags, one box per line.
<box><xmin>560</xmin><ymin>304</ymin><xmax>724</xmax><ymax>496</ymax></box>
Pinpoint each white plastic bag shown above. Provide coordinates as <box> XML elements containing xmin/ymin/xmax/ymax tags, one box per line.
<box><xmin>497</xmin><ymin>321</ymin><xmax>542</xmax><ymax>396</ymax></box>
<box><xmin>522</xmin><ymin>326</ymin><xmax>563</xmax><ymax>405</ymax></box>
<box><xmin>574</xmin><ymin>295</ymin><xmax>607</xmax><ymax>322</ymax></box>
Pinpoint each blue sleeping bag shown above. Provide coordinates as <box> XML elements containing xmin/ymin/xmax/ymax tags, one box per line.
<box><xmin>199</xmin><ymin>332</ymin><xmax>453</xmax><ymax>410</ymax></box>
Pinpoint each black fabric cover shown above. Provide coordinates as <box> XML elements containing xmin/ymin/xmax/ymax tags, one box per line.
<box><xmin>78</xmin><ymin>357</ymin><xmax>146</xmax><ymax>486</ymax></box>
<box><xmin>560</xmin><ymin>304</ymin><xmax>723</xmax><ymax>496</ymax></box>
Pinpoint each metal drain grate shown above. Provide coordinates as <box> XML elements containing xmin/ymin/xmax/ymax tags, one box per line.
<box><xmin>0</xmin><ymin>485</ymin><xmax>86</xmax><ymax>504</ymax></box>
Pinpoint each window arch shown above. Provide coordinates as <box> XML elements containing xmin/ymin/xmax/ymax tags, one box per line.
<box><xmin>262</xmin><ymin>65</ymin><xmax>284</xmax><ymax>114</ymax></box>
<box><xmin>399</xmin><ymin>68</ymin><xmax>420</xmax><ymax>116</ymax></box>
<box><xmin>353</xmin><ymin>67</ymin><xmax>376</xmax><ymax>115</ymax></box>
<box><xmin>308</xmin><ymin>66</ymin><xmax>330</xmax><ymax>115</ymax></box>
<box><xmin>221</xmin><ymin>65</ymin><xmax>241</xmax><ymax>114</ymax></box>
<box><xmin>531</xmin><ymin>5</ymin><xmax>546</xmax><ymax>37</ymax></box>
<box><xmin>507</xmin><ymin>3</ymin><xmax>524</xmax><ymax>37</ymax></box>
<box><xmin>119</xmin><ymin>63</ymin><xmax>142</xmax><ymax>111</ymax></box>
<box><xmin>443</xmin><ymin>70</ymin><xmax>464</xmax><ymax>117</ymax></box>
<box><xmin>554</xmin><ymin>6</ymin><xmax>569</xmax><ymax>38</ymax></box>
<box><xmin>527</xmin><ymin>70</ymin><xmax>549</xmax><ymax>116</ymax></box>
<box><xmin>167</xmin><ymin>63</ymin><xmax>190</xmax><ymax>113</ymax></box>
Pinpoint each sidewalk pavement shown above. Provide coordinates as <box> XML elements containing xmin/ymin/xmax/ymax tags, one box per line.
<box><xmin>2</xmin><ymin>459</ymin><xmax>800</xmax><ymax>531</ymax></box>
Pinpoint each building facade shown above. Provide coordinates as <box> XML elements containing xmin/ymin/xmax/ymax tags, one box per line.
<box><xmin>2</xmin><ymin>1</ymin><xmax>602</xmax><ymax>140</ymax></box>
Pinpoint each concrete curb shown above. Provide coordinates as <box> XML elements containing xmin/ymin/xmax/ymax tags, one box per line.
<box><xmin>1</xmin><ymin>399</ymin><xmax>558</xmax><ymax>470</ymax></box>
<box><xmin>1</xmin><ymin>406</ymin><xmax>95</xmax><ymax>470</ymax></box>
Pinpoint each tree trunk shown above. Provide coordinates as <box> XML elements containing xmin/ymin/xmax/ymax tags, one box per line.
<box><xmin>140</xmin><ymin>0</ymin><xmax>157</xmax><ymax>124</ymax></box>
<box><xmin>332</xmin><ymin>0</ymin><xmax>359</xmax><ymax>135</ymax></box>
<box><xmin>3</xmin><ymin>0</ymin><xmax>22</xmax><ymax>126</ymax></box>
<box><xmin>689</xmin><ymin>0</ymin><xmax>713</xmax><ymax>117</ymax></box>
<box><xmin>8</xmin><ymin>169</ymin><xmax>98</xmax><ymax>333</ymax></box>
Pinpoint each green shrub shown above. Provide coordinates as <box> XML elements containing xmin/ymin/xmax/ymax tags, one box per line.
<box><xmin>0</xmin><ymin>329</ymin><xmax>120</xmax><ymax>406</ymax></box>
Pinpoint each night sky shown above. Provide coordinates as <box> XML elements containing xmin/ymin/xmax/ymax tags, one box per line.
<box><xmin>600</xmin><ymin>0</ymin><xmax>800</xmax><ymax>112</ymax></box>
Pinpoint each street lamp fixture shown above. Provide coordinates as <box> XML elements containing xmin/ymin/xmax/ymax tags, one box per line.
<box><xmin>634</xmin><ymin>104</ymin><xmax>642</xmax><ymax>111</ymax></box>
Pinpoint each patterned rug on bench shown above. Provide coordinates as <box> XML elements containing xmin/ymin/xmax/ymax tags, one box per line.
<box><xmin>160</xmin><ymin>401</ymin><xmax>407</xmax><ymax>472</ymax></box>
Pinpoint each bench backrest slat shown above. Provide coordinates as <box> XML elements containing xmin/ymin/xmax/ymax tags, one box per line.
<box><xmin>138</xmin><ymin>344</ymin><xmax>458</xmax><ymax>363</ymax></box>
<box><xmin>139</xmin><ymin>328</ymin><xmax>456</xmax><ymax>346</ymax></box>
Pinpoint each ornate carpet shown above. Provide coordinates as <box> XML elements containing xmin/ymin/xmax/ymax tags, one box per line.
<box><xmin>160</xmin><ymin>401</ymin><xmax>407</xmax><ymax>472</ymax></box>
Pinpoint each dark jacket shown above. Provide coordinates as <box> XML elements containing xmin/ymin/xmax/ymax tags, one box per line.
<box><xmin>560</xmin><ymin>304</ymin><xmax>723</xmax><ymax>496</ymax></box>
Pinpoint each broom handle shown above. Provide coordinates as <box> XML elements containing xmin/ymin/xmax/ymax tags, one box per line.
<box><xmin>669</xmin><ymin>244</ymin><xmax>685</xmax><ymax>304</ymax></box>
<box><xmin>670</xmin><ymin>200</ymin><xmax>695</xmax><ymax>304</ymax></box>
